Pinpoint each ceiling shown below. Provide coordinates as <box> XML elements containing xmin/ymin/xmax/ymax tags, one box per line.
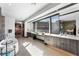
<box><xmin>0</xmin><ymin>3</ymin><xmax>48</xmax><ymax>21</ymax></box>
<box><xmin>0</xmin><ymin>3</ymin><xmax>59</xmax><ymax>21</ymax></box>
<box><xmin>0</xmin><ymin>3</ymin><xmax>60</xmax><ymax>21</ymax></box>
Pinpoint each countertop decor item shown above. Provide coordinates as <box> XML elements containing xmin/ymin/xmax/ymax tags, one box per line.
<box><xmin>0</xmin><ymin>34</ymin><xmax>19</xmax><ymax>56</ymax></box>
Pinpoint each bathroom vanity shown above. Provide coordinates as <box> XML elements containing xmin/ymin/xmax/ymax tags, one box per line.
<box><xmin>34</xmin><ymin>32</ymin><xmax>79</xmax><ymax>55</ymax></box>
<box><xmin>45</xmin><ymin>33</ymin><xmax>79</xmax><ymax>55</ymax></box>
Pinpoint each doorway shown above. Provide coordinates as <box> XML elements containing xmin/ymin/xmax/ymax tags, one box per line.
<box><xmin>15</xmin><ymin>22</ymin><xmax>24</xmax><ymax>38</ymax></box>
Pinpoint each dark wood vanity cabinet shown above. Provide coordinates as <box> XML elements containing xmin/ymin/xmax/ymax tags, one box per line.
<box><xmin>0</xmin><ymin>16</ymin><xmax>5</xmax><ymax>41</ymax></box>
<box><xmin>27</xmin><ymin>32</ymin><xmax>36</xmax><ymax>39</ymax></box>
<box><xmin>56</xmin><ymin>38</ymin><xmax>78</xmax><ymax>55</ymax></box>
<box><xmin>69</xmin><ymin>40</ymin><xmax>77</xmax><ymax>54</ymax></box>
<box><xmin>77</xmin><ymin>41</ymin><xmax>79</xmax><ymax>55</ymax></box>
<box><xmin>45</xmin><ymin>36</ymin><xmax>79</xmax><ymax>55</ymax></box>
<box><xmin>64</xmin><ymin>39</ymin><xmax>70</xmax><ymax>51</ymax></box>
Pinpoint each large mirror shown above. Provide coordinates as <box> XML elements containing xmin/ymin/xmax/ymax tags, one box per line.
<box><xmin>60</xmin><ymin>20</ymin><xmax>76</xmax><ymax>35</ymax></box>
<box><xmin>36</xmin><ymin>18</ymin><xmax>50</xmax><ymax>33</ymax></box>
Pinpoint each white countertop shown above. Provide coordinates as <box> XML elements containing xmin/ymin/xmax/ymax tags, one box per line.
<box><xmin>30</xmin><ymin>32</ymin><xmax>79</xmax><ymax>40</ymax></box>
<box><xmin>45</xmin><ymin>33</ymin><xmax>79</xmax><ymax>40</ymax></box>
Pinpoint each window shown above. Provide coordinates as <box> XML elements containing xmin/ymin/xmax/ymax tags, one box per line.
<box><xmin>51</xmin><ymin>15</ymin><xmax>60</xmax><ymax>34</ymax></box>
<box><xmin>33</xmin><ymin>14</ymin><xmax>60</xmax><ymax>34</ymax></box>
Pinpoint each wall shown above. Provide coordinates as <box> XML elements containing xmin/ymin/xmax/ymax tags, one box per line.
<box><xmin>26</xmin><ymin>4</ymin><xmax>79</xmax><ymax>22</ymax></box>
<box><xmin>0</xmin><ymin>5</ymin><xmax>16</xmax><ymax>38</ymax></box>
<box><xmin>26</xmin><ymin>4</ymin><xmax>69</xmax><ymax>22</ymax></box>
<box><xmin>24</xmin><ymin>22</ymin><xmax>33</xmax><ymax>37</ymax></box>
<box><xmin>5</xmin><ymin>16</ymin><xmax>15</xmax><ymax>37</ymax></box>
